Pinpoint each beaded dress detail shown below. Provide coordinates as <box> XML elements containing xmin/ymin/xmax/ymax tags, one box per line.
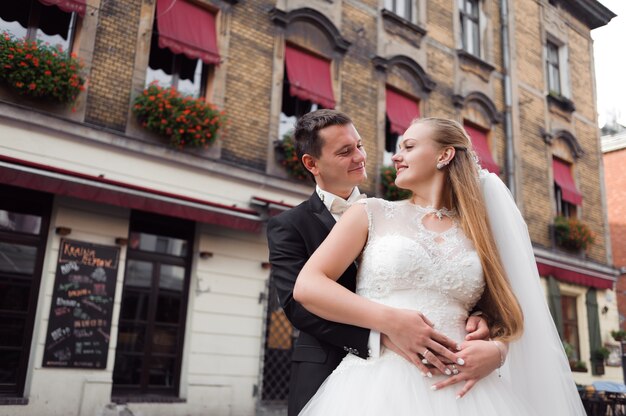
<box><xmin>299</xmin><ymin>198</ymin><xmax>537</xmax><ymax>416</ymax></box>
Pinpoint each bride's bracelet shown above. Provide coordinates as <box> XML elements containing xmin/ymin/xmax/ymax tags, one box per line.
<box><xmin>490</xmin><ymin>340</ymin><xmax>506</xmax><ymax>377</ymax></box>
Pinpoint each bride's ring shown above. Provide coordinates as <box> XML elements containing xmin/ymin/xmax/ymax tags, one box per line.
<box><xmin>422</xmin><ymin>349</ymin><xmax>430</xmax><ymax>357</ymax></box>
<box><xmin>451</xmin><ymin>364</ymin><xmax>459</xmax><ymax>375</ymax></box>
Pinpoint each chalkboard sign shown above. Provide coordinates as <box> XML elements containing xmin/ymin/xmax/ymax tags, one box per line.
<box><xmin>43</xmin><ymin>239</ymin><xmax>120</xmax><ymax>369</ymax></box>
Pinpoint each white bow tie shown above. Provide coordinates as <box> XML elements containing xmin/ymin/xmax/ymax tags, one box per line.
<box><xmin>329</xmin><ymin>194</ymin><xmax>366</xmax><ymax>215</ymax></box>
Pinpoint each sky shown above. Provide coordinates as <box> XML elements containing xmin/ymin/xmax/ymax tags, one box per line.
<box><xmin>592</xmin><ymin>0</ymin><xmax>625</xmax><ymax>127</ymax></box>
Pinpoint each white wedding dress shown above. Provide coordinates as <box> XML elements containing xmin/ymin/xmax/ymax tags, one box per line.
<box><xmin>299</xmin><ymin>198</ymin><xmax>538</xmax><ymax>415</ymax></box>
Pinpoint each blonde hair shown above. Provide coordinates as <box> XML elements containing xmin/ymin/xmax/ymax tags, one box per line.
<box><xmin>413</xmin><ymin>117</ymin><xmax>523</xmax><ymax>341</ymax></box>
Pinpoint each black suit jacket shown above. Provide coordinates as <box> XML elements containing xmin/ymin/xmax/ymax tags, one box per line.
<box><xmin>267</xmin><ymin>191</ymin><xmax>370</xmax><ymax>415</ymax></box>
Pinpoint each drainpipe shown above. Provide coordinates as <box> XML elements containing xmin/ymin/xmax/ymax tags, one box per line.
<box><xmin>500</xmin><ymin>0</ymin><xmax>516</xmax><ymax>198</ymax></box>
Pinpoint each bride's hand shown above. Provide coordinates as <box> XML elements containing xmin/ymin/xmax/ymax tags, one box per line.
<box><xmin>430</xmin><ymin>340</ymin><xmax>502</xmax><ymax>398</ymax></box>
<box><xmin>383</xmin><ymin>309</ymin><xmax>462</xmax><ymax>377</ymax></box>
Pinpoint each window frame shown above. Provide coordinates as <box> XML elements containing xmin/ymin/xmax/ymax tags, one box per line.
<box><xmin>0</xmin><ymin>185</ymin><xmax>51</xmax><ymax>398</ymax></box>
<box><xmin>0</xmin><ymin>0</ymin><xmax>79</xmax><ymax>53</ymax></box>
<box><xmin>459</xmin><ymin>0</ymin><xmax>480</xmax><ymax>56</ymax></box>
<box><xmin>383</xmin><ymin>0</ymin><xmax>413</xmax><ymax>22</ymax></box>
<box><xmin>145</xmin><ymin>18</ymin><xmax>214</xmax><ymax>99</ymax></box>
<box><xmin>111</xmin><ymin>212</ymin><xmax>194</xmax><ymax>399</ymax></box>
<box><xmin>553</xmin><ymin>157</ymin><xmax>578</xmax><ymax>218</ymax></box>
<box><xmin>561</xmin><ymin>295</ymin><xmax>581</xmax><ymax>361</ymax></box>
<box><xmin>546</xmin><ymin>40</ymin><xmax>561</xmax><ymax>95</ymax></box>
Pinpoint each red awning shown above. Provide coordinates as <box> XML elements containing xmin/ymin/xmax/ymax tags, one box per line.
<box><xmin>553</xmin><ymin>158</ymin><xmax>582</xmax><ymax>205</ymax></box>
<box><xmin>0</xmin><ymin>156</ymin><xmax>262</xmax><ymax>233</ymax></box>
<box><xmin>537</xmin><ymin>261</ymin><xmax>615</xmax><ymax>290</ymax></box>
<box><xmin>464</xmin><ymin>123</ymin><xmax>500</xmax><ymax>174</ymax></box>
<box><xmin>386</xmin><ymin>88</ymin><xmax>420</xmax><ymax>136</ymax></box>
<box><xmin>285</xmin><ymin>46</ymin><xmax>335</xmax><ymax>109</ymax></box>
<box><xmin>39</xmin><ymin>0</ymin><xmax>86</xmax><ymax>17</ymax></box>
<box><xmin>156</xmin><ymin>0</ymin><xmax>220</xmax><ymax>65</ymax></box>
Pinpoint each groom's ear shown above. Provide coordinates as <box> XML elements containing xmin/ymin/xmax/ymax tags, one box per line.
<box><xmin>302</xmin><ymin>154</ymin><xmax>319</xmax><ymax>176</ymax></box>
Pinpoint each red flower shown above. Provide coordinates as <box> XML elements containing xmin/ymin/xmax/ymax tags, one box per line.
<box><xmin>28</xmin><ymin>83</ymin><xmax>36</xmax><ymax>90</ymax></box>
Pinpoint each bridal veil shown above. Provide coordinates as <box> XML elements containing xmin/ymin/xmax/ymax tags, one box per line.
<box><xmin>480</xmin><ymin>170</ymin><xmax>586</xmax><ymax>415</ymax></box>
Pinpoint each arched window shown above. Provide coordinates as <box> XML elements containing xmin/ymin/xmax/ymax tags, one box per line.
<box><xmin>455</xmin><ymin>92</ymin><xmax>502</xmax><ymax>174</ymax></box>
<box><xmin>375</xmin><ymin>55</ymin><xmax>435</xmax><ymax>165</ymax></box>
<box><xmin>270</xmin><ymin>8</ymin><xmax>350</xmax><ymax>140</ymax></box>
<box><xmin>549</xmin><ymin>131</ymin><xmax>584</xmax><ymax>218</ymax></box>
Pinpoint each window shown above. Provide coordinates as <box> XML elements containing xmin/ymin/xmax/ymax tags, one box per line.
<box><xmin>561</xmin><ymin>295</ymin><xmax>580</xmax><ymax>361</ymax></box>
<box><xmin>546</xmin><ymin>40</ymin><xmax>561</xmax><ymax>95</ymax></box>
<box><xmin>555</xmin><ymin>187</ymin><xmax>576</xmax><ymax>218</ymax></box>
<box><xmin>279</xmin><ymin>45</ymin><xmax>335</xmax><ymax>138</ymax></box>
<box><xmin>261</xmin><ymin>280</ymin><xmax>293</xmax><ymax>403</ymax></box>
<box><xmin>385</xmin><ymin>87</ymin><xmax>420</xmax><ymax>165</ymax></box>
<box><xmin>0</xmin><ymin>185</ymin><xmax>51</xmax><ymax>397</ymax></box>
<box><xmin>112</xmin><ymin>212</ymin><xmax>193</xmax><ymax>398</ymax></box>
<box><xmin>459</xmin><ymin>0</ymin><xmax>480</xmax><ymax>56</ymax></box>
<box><xmin>146</xmin><ymin>0</ymin><xmax>220</xmax><ymax>98</ymax></box>
<box><xmin>553</xmin><ymin>158</ymin><xmax>581</xmax><ymax>218</ymax></box>
<box><xmin>384</xmin><ymin>0</ymin><xmax>412</xmax><ymax>21</ymax></box>
<box><xmin>464</xmin><ymin>122</ymin><xmax>499</xmax><ymax>174</ymax></box>
<box><xmin>0</xmin><ymin>0</ymin><xmax>79</xmax><ymax>52</ymax></box>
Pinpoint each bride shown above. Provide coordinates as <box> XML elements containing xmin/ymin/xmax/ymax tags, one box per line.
<box><xmin>293</xmin><ymin>117</ymin><xmax>585</xmax><ymax>415</ymax></box>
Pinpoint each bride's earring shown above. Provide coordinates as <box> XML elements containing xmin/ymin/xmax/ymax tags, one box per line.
<box><xmin>436</xmin><ymin>161</ymin><xmax>448</xmax><ymax>170</ymax></box>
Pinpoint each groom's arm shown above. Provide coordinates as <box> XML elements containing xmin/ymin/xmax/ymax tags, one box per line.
<box><xmin>267</xmin><ymin>215</ymin><xmax>370</xmax><ymax>357</ymax></box>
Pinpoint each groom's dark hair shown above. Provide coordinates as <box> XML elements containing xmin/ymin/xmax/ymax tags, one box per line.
<box><xmin>293</xmin><ymin>109</ymin><xmax>353</xmax><ymax>159</ymax></box>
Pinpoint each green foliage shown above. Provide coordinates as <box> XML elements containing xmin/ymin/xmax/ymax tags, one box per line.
<box><xmin>572</xmin><ymin>360</ymin><xmax>588</xmax><ymax>372</ymax></box>
<box><xmin>554</xmin><ymin>216</ymin><xmax>595</xmax><ymax>251</ymax></box>
<box><xmin>592</xmin><ymin>347</ymin><xmax>610</xmax><ymax>361</ymax></box>
<box><xmin>275</xmin><ymin>134</ymin><xmax>310</xmax><ymax>181</ymax></box>
<box><xmin>0</xmin><ymin>32</ymin><xmax>85</xmax><ymax>104</ymax></box>
<box><xmin>380</xmin><ymin>166</ymin><xmax>411</xmax><ymax>201</ymax></box>
<box><xmin>611</xmin><ymin>329</ymin><xmax>626</xmax><ymax>342</ymax></box>
<box><xmin>133</xmin><ymin>83</ymin><xmax>226</xmax><ymax>149</ymax></box>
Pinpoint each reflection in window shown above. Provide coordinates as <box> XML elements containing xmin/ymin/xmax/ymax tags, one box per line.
<box><xmin>0</xmin><ymin>242</ymin><xmax>37</xmax><ymax>275</ymax></box>
<box><xmin>459</xmin><ymin>0</ymin><xmax>480</xmax><ymax>56</ymax></box>
<box><xmin>0</xmin><ymin>211</ymin><xmax>41</xmax><ymax>235</ymax></box>
<box><xmin>129</xmin><ymin>232</ymin><xmax>187</xmax><ymax>257</ymax></box>
<box><xmin>0</xmin><ymin>1</ymin><xmax>77</xmax><ymax>53</ymax></box>
<box><xmin>384</xmin><ymin>0</ymin><xmax>412</xmax><ymax>21</ymax></box>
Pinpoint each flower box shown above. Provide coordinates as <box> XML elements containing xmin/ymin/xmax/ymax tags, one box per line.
<box><xmin>380</xmin><ymin>166</ymin><xmax>411</xmax><ymax>201</ymax></box>
<box><xmin>0</xmin><ymin>32</ymin><xmax>85</xmax><ymax>105</ymax></box>
<box><xmin>274</xmin><ymin>134</ymin><xmax>310</xmax><ymax>181</ymax></box>
<box><xmin>133</xmin><ymin>84</ymin><xmax>226</xmax><ymax>149</ymax></box>
<box><xmin>553</xmin><ymin>216</ymin><xmax>595</xmax><ymax>251</ymax></box>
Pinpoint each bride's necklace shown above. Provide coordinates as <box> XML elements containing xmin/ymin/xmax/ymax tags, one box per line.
<box><xmin>427</xmin><ymin>206</ymin><xmax>456</xmax><ymax>220</ymax></box>
<box><xmin>412</xmin><ymin>203</ymin><xmax>457</xmax><ymax>221</ymax></box>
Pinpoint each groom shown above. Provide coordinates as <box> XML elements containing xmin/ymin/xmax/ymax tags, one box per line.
<box><xmin>267</xmin><ymin>110</ymin><xmax>487</xmax><ymax>415</ymax></box>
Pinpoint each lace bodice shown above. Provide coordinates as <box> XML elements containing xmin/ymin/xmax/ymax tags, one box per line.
<box><xmin>355</xmin><ymin>198</ymin><xmax>485</xmax><ymax>341</ymax></box>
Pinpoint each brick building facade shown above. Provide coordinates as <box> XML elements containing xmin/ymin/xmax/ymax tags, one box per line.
<box><xmin>0</xmin><ymin>0</ymin><xmax>618</xmax><ymax>415</ymax></box>
<box><xmin>602</xmin><ymin>127</ymin><xmax>626</xmax><ymax>329</ymax></box>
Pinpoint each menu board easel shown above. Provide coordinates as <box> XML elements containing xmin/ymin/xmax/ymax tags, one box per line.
<box><xmin>42</xmin><ymin>239</ymin><xmax>120</xmax><ymax>369</ymax></box>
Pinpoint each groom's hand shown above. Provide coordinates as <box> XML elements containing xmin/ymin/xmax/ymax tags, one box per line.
<box><xmin>464</xmin><ymin>315</ymin><xmax>489</xmax><ymax>341</ymax></box>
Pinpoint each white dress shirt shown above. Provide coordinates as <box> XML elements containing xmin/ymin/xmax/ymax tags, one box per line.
<box><xmin>315</xmin><ymin>185</ymin><xmax>381</xmax><ymax>358</ymax></box>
